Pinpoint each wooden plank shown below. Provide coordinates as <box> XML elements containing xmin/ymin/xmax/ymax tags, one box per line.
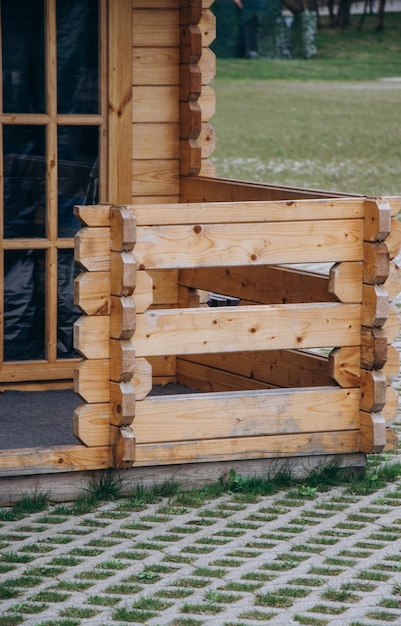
<box><xmin>180</xmin><ymin>138</ymin><xmax>202</xmax><ymax>176</ymax></box>
<box><xmin>134</xmin><ymin>387</ymin><xmax>359</xmax><ymax>443</ymax></box>
<box><xmin>74</xmin><ymin>359</ymin><xmax>109</xmax><ymax>403</ymax></box>
<box><xmin>199</xmin><ymin>47</ymin><xmax>216</xmax><ymax>85</ymax></box>
<box><xmin>180</xmin><ymin>64</ymin><xmax>202</xmax><ymax>101</ymax></box>
<box><xmin>199</xmin><ymin>158</ymin><xmax>215</xmax><ymax>177</ymax></box>
<box><xmin>181</xmin><ymin>24</ymin><xmax>202</xmax><ymax>63</ymax></box>
<box><xmin>134</xmin><ymin>431</ymin><xmax>359</xmax><ymax>466</ymax></box>
<box><xmin>73</xmin><ymin>403</ymin><xmax>110</xmax><ymax>447</ymax></box>
<box><xmin>147</xmin><ymin>269</ymin><xmax>178</xmax><ymax>305</ymax></box>
<box><xmin>363</xmin><ymin>198</ymin><xmax>391</xmax><ymax>242</ymax></box>
<box><xmin>46</xmin><ymin>244</ymin><xmax>58</xmax><ymax>363</ymax></box>
<box><xmin>383</xmin><ymin>303</ymin><xmax>401</xmax><ymax>343</ymax></box>
<box><xmin>386</xmin><ymin>217</ymin><xmax>401</xmax><ymax>259</ymax></box>
<box><xmin>130</xmin><ymin>199</ymin><xmax>365</xmax><ymax>225</ymax></box>
<box><xmin>199</xmin><ymin>85</ymin><xmax>215</xmax><ymax>121</ymax></box>
<box><xmin>133</xmin><ymin>220</ymin><xmax>363</xmax><ymax>269</ymax></box>
<box><xmin>199</xmin><ymin>8</ymin><xmax>215</xmax><ymax>47</ymax></box>
<box><xmin>108</xmin><ymin>0</ymin><xmax>133</xmax><ymax>204</ymax></box>
<box><xmin>134</xmin><ymin>270</ymin><xmax>154</xmax><ymax>313</ymax></box>
<box><xmin>383</xmin><ymin>345</ymin><xmax>400</xmax><ymax>383</ymax></box>
<box><xmin>74</xmin><ymin>271</ymin><xmax>110</xmax><ymax>315</ymax></box>
<box><xmin>360</xmin><ymin>327</ymin><xmax>388</xmax><ymax>370</ymax></box>
<box><xmin>363</xmin><ymin>241</ymin><xmax>389</xmax><ymax>285</ymax></box>
<box><xmin>110</xmin><ymin>205</ymin><xmax>136</xmax><ymax>252</ymax></box>
<box><xmin>178</xmin><ymin>349</ymin><xmax>333</xmax><ymax>388</ymax></box>
<box><xmin>179</xmin><ymin>176</ymin><xmax>358</xmax><ymax>203</ymax></box>
<box><xmin>110</xmin><ymin>381</ymin><xmax>136</xmax><ymax>426</ymax></box>
<box><xmin>177</xmin><ymin>285</ymin><xmax>201</xmax><ymax>308</ymax></box>
<box><xmin>74</xmin><ymin>227</ymin><xmax>110</xmax><ymax>271</ymax></box>
<box><xmin>134</xmin><ymin>303</ymin><xmax>361</xmax><ymax>356</ymax></box>
<box><xmin>180</xmin><ymin>101</ymin><xmax>201</xmax><ymax>139</ymax></box>
<box><xmin>133</xmin><ymin>86</ymin><xmax>179</xmax><ymax>123</ymax></box>
<box><xmin>110</xmin><ymin>296</ymin><xmax>136</xmax><ymax>340</ymax></box>
<box><xmin>147</xmin><ymin>355</ymin><xmax>176</xmax><ymax>378</ymax></box>
<box><xmin>176</xmin><ymin>358</ymin><xmax>272</xmax><ymax>392</ymax></box>
<box><xmin>0</xmin><ymin>445</ymin><xmax>109</xmax><ymax>476</ymax></box>
<box><xmin>328</xmin><ymin>347</ymin><xmax>360</xmax><ymax>388</ymax></box>
<box><xmin>359</xmin><ymin>411</ymin><xmax>386</xmax><ymax>454</ymax></box>
<box><xmin>385</xmin><ymin>261</ymin><xmax>401</xmax><ymax>301</ymax></box>
<box><xmin>133</xmin><ymin>123</ymin><xmax>180</xmax><ymax>159</ymax></box>
<box><xmin>382</xmin><ymin>385</ymin><xmax>399</xmax><ymax>425</ymax></box>
<box><xmin>110</xmin><ymin>339</ymin><xmax>135</xmax><ymax>383</ymax></box>
<box><xmin>199</xmin><ymin>122</ymin><xmax>215</xmax><ymax>158</ymax></box>
<box><xmin>73</xmin><ymin>316</ymin><xmax>109</xmax><ymax>359</ymax></box>
<box><xmin>133</xmin><ymin>48</ymin><xmax>179</xmax><ymax>85</ymax></box>
<box><xmin>384</xmin><ymin>428</ymin><xmax>399</xmax><ymax>451</ymax></box>
<box><xmin>361</xmin><ymin>284</ymin><xmax>389</xmax><ymax>328</ymax></box>
<box><xmin>110</xmin><ymin>425</ymin><xmax>135</xmax><ymax>469</ymax></box>
<box><xmin>132</xmin><ymin>159</ymin><xmax>180</xmax><ymax>196</ymax></box>
<box><xmin>179</xmin><ymin>265</ymin><xmax>335</xmax><ymax>304</ymax></box>
<box><xmin>0</xmin><ymin>381</ymin><xmax>74</xmax><ymax>392</ymax></box>
<box><xmin>0</xmin><ymin>360</ymin><xmax>79</xmax><ymax>384</ymax></box>
<box><xmin>360</xmin><ymin>369</ymin><xmax>387</xmax><ymax>412</ymax></box>
<box><xmin>111</xmin><ymin>251</ymin><xmax>136</xmax><ymax>297</ymax></box>
<box><xmin>133</xmin><ymin>357</ymin><xmax>153</xmax><ymax>400</ymax></box>
<box><xmin>132</xmin><ymin>9</ymin><xmax>180</xmax><ymax>47</ymax></box>
<box><xmin>328</xmin><ymin>262</ymin><xmax>363</xmax><ymax>302</ymax></box>
<box><xmin>180</xmin><ymin>0</ymin><xmax>202</xmax><ymax>25</ymax></box>
<box><xmin>74</xmin><ymin>204</ymin><xmax>110</xmax><ymax>227</ymax></box>
<box><xmin>131</xmin><ymin>195</ymin><xmax>180</xmax><ymax>204</ymax></box>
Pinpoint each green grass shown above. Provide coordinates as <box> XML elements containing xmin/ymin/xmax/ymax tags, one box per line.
<box><xmin>212</xmin><ymin>79</ymin><xmax>401</xmax><ymax>195</ymax></box>
<box><xmin>211</xmin><ymin>14</ymin><xmax>401</xmax><ymax>196</ymax></box>
<box><xmin>216</xmin><ymin>14</ymin><xmax>401</xmax><ymax>81</ymax></box>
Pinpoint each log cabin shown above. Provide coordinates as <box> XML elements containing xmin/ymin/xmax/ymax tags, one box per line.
<box><xmin>1</xmin><ymin>0</ymin><xmax>400</xmax><ymax>502</ymax></box>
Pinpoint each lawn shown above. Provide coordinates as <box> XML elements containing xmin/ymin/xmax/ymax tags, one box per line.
<box><xmin>211</xmin><ymin>13</ymin><xmax>401</xmax><ymax>196</ymax></box>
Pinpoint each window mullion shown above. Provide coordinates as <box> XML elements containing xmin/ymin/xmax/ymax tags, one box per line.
<box><xmin>45</xmin><ymin>0</ymin><xmax>58</xmax><ymax>363</ymax></box>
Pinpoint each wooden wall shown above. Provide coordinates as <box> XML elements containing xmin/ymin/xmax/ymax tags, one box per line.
<box><xmin>131</xmin><ymin>0</ymin><xmax>216</xmax><ymax>204</ymax></box>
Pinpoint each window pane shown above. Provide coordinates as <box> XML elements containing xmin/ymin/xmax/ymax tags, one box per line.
<box><xmin>57</xmin><ymin>250</ymin><xmax>81</xmax><ymax>358</ymax></box>
<box><xmin>1</xmin><ymin>0</ymin><xmax>45</xmax><ymax>114</ymax></box>
<box><xmin>3</xmin><ymin>125</ymin><xmax>46</xmax><ymax>238</ymax></box>
<box><xmin>56</xmin><ymin>0</ymin><xmax>99</xmax><ymax>114</ymax></box>
<box><xmin>58</xmin><ymin>125</ymin><xmax>99</xmax><ymax>237</ymax></box>
<box><xmin>3</xmin><ymin>250</ymin><xmax>46</xmax><ymax>361</ymax></box>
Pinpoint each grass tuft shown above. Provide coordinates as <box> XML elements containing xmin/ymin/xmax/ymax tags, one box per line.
<box><xmin>0</xmin><ymin>491</ymin><xmax>49</xmax><ymax>521</ymax></box>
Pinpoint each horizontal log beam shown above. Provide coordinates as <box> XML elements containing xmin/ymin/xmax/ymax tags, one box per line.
<box><xmin>178</xmin><ymin>349</ymin><xmax>333</xmax><ymax>388</ymax></box>
<box><xmin>0</xmin><ymin>445</ymin><xmax>109</xmax><ymax>476</ymax></box>
<box><xmin>134</xmin><ymin>303</ymin><xmax>361</xmax><ymax>356</ymax></box>
<box><xmin>180</xmin><ymin>175</ymin><xmax>357</xmax><ymax>202</ymax></box>
<box><xmin>179</xmin><ymin>265</ymin><xmax>336</xmax><ymax>304</ymax></box>
<box><xmin>134</xmin><ymin>220</ymin><xmax>363</xmax><ymax>269</ymax></box>
<box><xmin>134</xmin><ymin>431</ymin><xmax>360</xmax><ymax>466</ymax></box>
<box><xmin>128</xmin><ymin>198</ymin><xmax>366</xmax><ymax>225</ymax></box>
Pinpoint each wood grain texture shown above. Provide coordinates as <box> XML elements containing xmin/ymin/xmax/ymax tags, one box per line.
<box><xmin>178</xmin><ymin>349</ymin><xmax>333</xmax><ymax>389</ymax></box>
<box><xmin>134</xmin><ymin>303</ymin><xmax>361</xmax><ymax>356</ymax></box>
<box><xmin>134</xmin><ymin>431</ymin><xmax>360</xmax><ymax>466</ymax></box>
<box><xmin>129</xmin><ymin>199</ymin><xmax>365</xmax><ymax>225</ymax></box>
<box><xmin>179</xmin><ymin>265</ymin><xmax>335</xmax><ymax>304</ymax></box>
<box><xmin>133</xmin><ymin>220</ymin><xmax>363</xmax><ymax>269</ymax></box>
<box><xmin>134</xmin><ymin>387</ymin><xmax>359</xmax><ymax>443</ymax></box>
<box><xmin>73</xmin><ymin>404</ymin><xmax>110</xmax><ymax>447</ymax></box>
<box><xmin>0</xmin><ymin>445</ymin><xmax>109</xmax><ymax>476</ymax></box>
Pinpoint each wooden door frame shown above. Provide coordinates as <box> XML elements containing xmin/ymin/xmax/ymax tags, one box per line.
<box><xmin>0</xmin><ymin>0</ymin><xmax>133</xmax><ymax>475</ymax></box>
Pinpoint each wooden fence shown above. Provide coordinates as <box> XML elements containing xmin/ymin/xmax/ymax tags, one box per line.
<box><xmin>73</xmin><ymin>192</ymin><xmax>401</xmax><ymax>470</ymax></box>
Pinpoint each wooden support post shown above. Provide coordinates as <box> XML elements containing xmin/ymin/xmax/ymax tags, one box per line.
<box><xmin>180</xmin><ymin>0</ymin><xmax>215</xmax><ymax>178</ymax></box>
<box><xmin>359</xmin><ymin>198</ymin><xmax>399</xmax><ymax>454</ymax></box>
<box><xmin>73</xmin><ymin>206</ymin><xmax>111</xmax><ymax>459</ymax></box>
<box><xmin>109</xmin><ymin>205</ymin><xmax>139</xmax><ymax>468</ymax></box>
